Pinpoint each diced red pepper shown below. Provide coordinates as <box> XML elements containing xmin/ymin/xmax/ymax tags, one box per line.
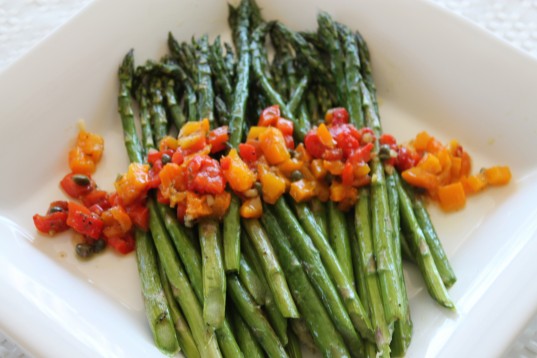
<box><xmin>66</xmin><ymin>201</ymin><xmax>103</xmax><ymax>239</ymax></box>
<box><xmin>81</xmin><ymin>189</ymin><xmax>110</xmax><ymax>210</ymax></box>
<box><xmin>107</xmin><ymin>232</ymin><xmax>135</xmax><ymax>255</ymax></box>
<box><xmin>33</xmin><ymin>211</ymin><xmax>69</xmax><ymax>235</ymax></box>
<box><xmin>60</xmin><ymin>173</ymin><xmax>95</xmax><ymax>199</ymax></box>
<box><xmin>186</xmin><ymin>155</ymin><xmax>226</xmax><ymax>195</ymax></box>
<box><xmin>209</xmin><ymin>126</ymin><xmax>229</xmax><ymax>154</ymax></box>
<box><xmin>258</xmin><ymin>105</ymin><xmax>280</xmax><ymax>127</ymax></box>
<box><xmin>395</xmin><ymin>146</ymin><xmax>420</xmax><ymax>171</ymax></box>
<box><xmin>380</xmin><ymin>133</ymin><xmax>397</xmax><ymax>146</ymax></box>
<box><xmin>124</xmin><ymin>201</ymin><xmax>149</xmax><ymax>231</ymax></box>
<box><xmin>325</xmin><ymin>107</ymin><xmax>349</xmax><ymax>125</ymax></box>
<box><xmin>276</xmin><ymin>118</ymin><xmax>294</xmax><ymax>136</ymax></box>
<box><xmin>239</xmin><ymin>143</ymin><xmax>258</xmax><ymax>163</ymax></box>
<box><xmin>171</xmin><ymin>150</ymin><xmax>184</xmax><ymax>165</ymax></box>
<box><xmin>348</xmin><ymin>142</ymin><xmax>374</xmax><ymax>164</ymax></box>
<box><xmin>304</xmin><ymin>129</ymin><xmax>327</xmax><ymax>159</ymax></box>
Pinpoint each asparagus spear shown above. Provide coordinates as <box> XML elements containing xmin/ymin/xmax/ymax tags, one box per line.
<box><xmin>231</xmin><ymin>306</ymin><xmax>265</xmax><ymax>358</ymax></box>
<box><xmin>237</xmin><ymin>251</ymin><xmax>267</xmax><ymax>306</ymax></box>
<box><xmin>242</xmin><ymin>219</ymin><xmax>299</xmax><ymax>318</ymax></box>
<box><xmin>223</xmin><ymin>0</ymin><xmax>252</xmax><ymax>273</ymax></box>
<box><xmin>227</xmin><ymin>274</ymin><xmax>289</xmax><ymax>358</ymax></box>
<box><xmin>269</xmin><ymin>200</ymin><xmax>368</xmax><ymax>353</ymax></box>
<box><xmin>395</xmin><ymin>173</ymin><xmax>454</xmax><ymax>309</ymax></box>
<box><xmin>354</xmin><ymin>189</ymin><xmax>392</xmax><ymax>356</ymax></box>
<box><xmin>261</xmin><ymin>209</ymin><xmax>355</xmax><ymax>358</ymax></box>
<box><xmin>148</xmin><ymin>199</ymin><xmax>222</xmax><ymax>358</ymax></box>
<box><xmin>117</xmin><ymin>50</ymin><xmax>179</xmax><ymax>355</ymax></box>
<box><xmin>291</xmin><ymin>200</ymin><xmax>373</xmax><ymax>340</ymax></box>
<box><xmin>158</xmin><ymin>262</ymin><xmax>200</xmax><ymax>358</ymax></box>
<box><xmin>240</xmin><ymin>229</ymin><xmax>289</xmax><ymax>345</ymax></box>
<box><xmin>327</xmin><ymin>200</ymin><xmax>355</xmax><ymax>287</ymax></box>
<box><xmin>286</xmin><ymin>326</ymin><xmax>303</xmax><ymax>358</ymax></box>
<box><xmin>199</xmin><ymin>218</ymin><xmax>226</xmax><ymax>328</ymax></box>
<box><xmin>156</xmin><ymin>205</ymin><xmax>244</xmax><ymax>358</ymax></box>
<box><xmin>406</xmin><ymin>187</ymin><xmax>456</xmax><ymax>287</ymax></box>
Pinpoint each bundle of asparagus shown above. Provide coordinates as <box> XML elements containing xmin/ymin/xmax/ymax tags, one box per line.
<box><xmin>116</xmin><ymin>1</ymin><xmax>456</xmax><ymax>357</ymax></box>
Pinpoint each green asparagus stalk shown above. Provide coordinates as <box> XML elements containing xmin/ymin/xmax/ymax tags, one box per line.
<box><xmin>148</xmin><ymin>199</ymin><xmax>222</xmax><ymax>358</ymax></box>
<box><xmin>386</xmin><ymin>173</ymin><xmax>413</xmax><ymax>356</ymax></box>
<box><xmin>261</xmin><ymin>209</ymin><xmax>355</xmax><ymax>358</ymax></box>
<box><xmin>242</xmin><ymin>219</ymin><xmax>299</xmax><ymax>318</ymax></box>
<box><xmin>238</xmin><ymin>251</ymin><xmax>267</xmax><ymax>306</ymax></box>
<box><xmin>395</xmin><ymin>173</ymin><xmax>454</xmax><ymax>309</ymax></box>
<box><xmin>347</xmin><ymin>212</ymin><xmax>381</xmax><ymax>358</ymax></box>
<box><xmin>162</xmin><ymin>78</ymin><xmax>187</xmax><ymax>130</ymax></box>
<box><xmin>286</xmin><ymin>326</ymin><xmax>303</xmax><ymax>358</ymax></box>
<box><xmin>156</xmin><ymin>205</ymin><xmax>244</xmax><ymax>358</ymax></box>
<box><xmin>227</xmin><ymin>274</ymin><xmax>289</xmax><ymax>358</ymax></box>
<box><xmin>231</xmin><ymin>306</ymin><xmax>265</xmax><ymax>358</ymax></box>
<box><xmin>354</xmin><ymin>189</ymin><xmax>392</xmax><ymax>356</ymax></box>
<box><xmin>327</xmin><ymin>200</ymin><xmax>355</xmax><ymax>286</ymax></box>
<box><xmin>199</xmin><ymin>218</ymin><xmax>226</xmax><ymax>328</ymax></box>
<box><xmin>406</xmin><ymin>187</ymin><xmax>456</xmax><ymax>287</ymax></box>
<box><xmin>290</xmin><ymin>200</ymin><xmax>373</xmax><ymax>340</ymax></box>
<box><xmin>148</xmin><ymin>77</ymin><xmax>168</xmax><ymax>144</ymax></box>
<box><xmin>269</xmin><ymin>200</ymin><xmax>368</xmax><ymax>353</ymax></box>
<box><xmin>223</xmin><ymin>0</ymin><xmax>252</xmax><ymax>273</ymax></box>
<box><xmin>240</xmin><ymin>229</ymin><xmax>289</xmax><ymax>346</ymax></box>
<box><xmin>209</xmin><ymin>36</ymin><xmax>233</xmax><ymax>109</ymax></box>
<box><xmin>158</xmin><ymin>262</ymin><xmax>200</xmax><ymax>358</ymax></box>
<box><xmin>118</xmin><ymin>50</ymin><xmax>179</xmax><ymax>355</ymax></box>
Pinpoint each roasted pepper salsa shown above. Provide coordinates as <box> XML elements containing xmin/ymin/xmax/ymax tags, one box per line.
<box><xmin>33</xmin><ymin>107</ymin><xmax>511</xmax><ymax>258</ymax></box>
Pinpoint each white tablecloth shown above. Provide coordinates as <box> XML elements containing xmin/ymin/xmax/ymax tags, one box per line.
<box><xmin>1</xmin><ymin>0</ymin><xmax>536</xmax><ymax>357</ymax></box>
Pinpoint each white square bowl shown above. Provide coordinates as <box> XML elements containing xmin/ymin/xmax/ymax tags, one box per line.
<box><xmin>1</xmin><ymin>0</ymin><xmax>536</xmax><ymax>357</ymax></box>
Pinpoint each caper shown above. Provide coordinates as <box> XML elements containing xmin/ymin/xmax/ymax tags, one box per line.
<box><xmin>92</xmin><ymin>238</ymin><xmax>107</xmax><ymax>253</ymax></box>
<box><xmin>161</xmin><ymin>153</ymin><xmax>172</xmax><ymax>165</ymax></box>
<box><xmin>324</xmin><ymin>173</ymin><xmax>333</xmax><ymax>184</ymax></box>
<box><xmin>76</xmin><ymin>243</ymin><xmax>94</xmax><ymax>259</ymax></box>
<box><xmin>48</xmin><ymin>206</ymin><xmax>65</xmax><ymax>214</ymax></box>
<box><xmin>72</xmin><ymin>174</ymin><xmax>91</xmax><ymax>186</ymax></box>
<box><xmin>378</xmin><ymin>144</ymin><xmax>392</xmax><ymax>160</ymax></box>
<box><xmin>290</xmin><ymin>170</ymin><xmax>303</xmax><ymax>182</ymax></box>
<box><xmin>254</xmin><ymin>181</ymin><xmax>263</xmax><ymax>193</ymax></box>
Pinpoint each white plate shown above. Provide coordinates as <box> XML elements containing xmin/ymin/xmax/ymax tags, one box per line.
<box><xmin>1</xmin><ymin>0</ymin><xmax>537</xmax><ymax>357</ymax></box>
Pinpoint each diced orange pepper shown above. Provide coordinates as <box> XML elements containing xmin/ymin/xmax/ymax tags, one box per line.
<box><xmin>211</xmin><ymin>192</ymin><xmax>232</xmax><ymax>218</ymax></box>
<box><xmin>289</xmin><ymin>179</ymin><xmax>316</xmax><ymax>202</ymax></box>
<box><xmin>483</xmin><ymin>166</ymin><xmax>511</xmax><ymax>186</ymax></box>
<box><xmin>417</xmin><ymin>153</ymin><xmax>442</xmax><ymax>174</ymax></box>
<box><xmin>310</xmin><ymin>159</ymin><xmax>327</xmax><ymax>179</ymax></box>
<box><xmin>353</xmin><ymin>162</ymin><xmax>370</xmax><ymax>178</ymax></box>
<box><xmin>247</xmin><ymin>126</ymin><xmax>269</xmax><ymax>141</ymax></box>
<box><xmin>159</xmin><ymin>136</ymin><xmax>179</xmax><ymax>151</ymax></box>
<box><xmin>414</xmin><ymin>131</ymin><xmax>431</xmax><ymax>151</ymax></box>
<box><xmin>158</xmin><ymin>163</ymin><xmax>185</xmax><ymax>199</ymax></box>
<box><xmin>260</xmin><ymin>169</ymin><xmax>286</xmax><ymax>204</ymax></box>
<box><xmin>221</xmin><ymin>149</ymin><xmax>257</xmax><ymax>192</ymax></box>
<box><xmin>460</xmin><ymin>151</ymin><xmax>472</xmax><ymax>177</ymax></box>
<box><xmin>317</xmin><ymin>123</ymin><xmax>335</xmax><ymax>148</ymax></box>
<box><xmin>330</xmin><ymin>181</ymin><xmax>347</xmax><ymax>202</ymax></box>
<box><xmin>259</xmin><ymin>127</ymin><xmax>290</xmax><ymax>165</ymax></box>
<box><xmin>437</xmin><ymin>182</ymin><xmax>466</xmax><ymax>211</ymax></box>
<box><xmin>402</xmin><ymin>167</ymin><xmax>439</xmax><ymax>190</ymax></box>
<box><xmin>295</xmin><ymin>143</ymin><xmax>312</xmax><ymax>163</ymax></box>
<box><xmin>450</xmin><ymin>157</ymin><xmax>462</xmax><ymax>180</ymax></box>
<box><xmin>185</xmin><ymin>192</ymin><xmax>212</xmax><ymax>220</ymax></box>
<box><xmin>460</xmin><ymin>174</ymin><xmax>487</xmax><ymax>194</ymax></box>
<box><xmin>240</xmin><ymin>196</ymin><xmax>263</xmax><ymax>218</ymax></box>
<box><xmin>316</xmin><ymin>182</ymin><xmax>330</xmax><ymax>202</ymax></box>
<box><xmin>115</xmin><ymin>163</ymin><xmax>150</xmax><ymax>205</ymax></box>
<box><xmin>426</xmin><ymin>138</ymin><xmax>444</xmax><ymax>154</ymax></box>
<box><xmin>323</xmin><ymin>160</ymin><xmax>345</xmax><ymax>175</ymax></box>
<box><xmin>278</xmin><ymin>158</ymin><xmax>303</xmax><ymax>177</ymax></box>
<box><xmin>68</xmin><ymin>128</ymin><xmax>104</xmax><ymax>175</ymax></box>
<box><xmin>102</xmin><ymin>205</ymin><xmax>133</xmax><ymax>239</ymax></box>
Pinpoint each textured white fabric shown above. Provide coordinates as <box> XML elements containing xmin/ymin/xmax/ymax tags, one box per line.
<box><xmin>1</xmin><ymin>0</ymin><xmax>536</xmax><ymax>356</ymax></box>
